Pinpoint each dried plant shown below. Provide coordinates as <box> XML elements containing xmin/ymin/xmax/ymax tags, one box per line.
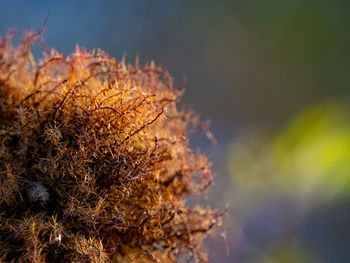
<box><xmin>0</xmin><ymin>30</ymin><xmax>222</xmax><ymax>262</ymax></box>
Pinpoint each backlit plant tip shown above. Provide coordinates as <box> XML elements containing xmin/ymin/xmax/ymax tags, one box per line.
<box><xmin>0</xmin><ymin>31</ymin><xmax>223</xmax><ymax>262</ymax></box>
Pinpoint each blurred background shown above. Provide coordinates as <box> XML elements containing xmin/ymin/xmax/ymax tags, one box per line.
<box><xmin>1</xmin><ymin>1</ymin><xmax>350</xmax><ymax>262</ymax></box>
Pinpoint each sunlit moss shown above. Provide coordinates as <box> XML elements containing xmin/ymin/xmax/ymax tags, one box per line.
<box><xmin>0</xmin><ymin>30</ymin><xmax>221</xmax><ymax>262</ymax></box>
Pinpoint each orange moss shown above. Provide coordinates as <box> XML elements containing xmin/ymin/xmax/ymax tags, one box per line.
<box><xmin>0</xmin><ymin>30</ymin><xmax>221</xmax><ymax>262</ymax></box>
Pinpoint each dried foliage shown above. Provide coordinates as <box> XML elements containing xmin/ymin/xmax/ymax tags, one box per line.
<box><xmin>0</xmin><ymin>30</ymin><xmax>222</xmax><ymax>262</ymax></box>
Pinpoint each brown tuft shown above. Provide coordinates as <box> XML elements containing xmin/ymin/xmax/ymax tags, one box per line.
<box><xmin>0</xmin><ymin>31</ymin><xmax>222</xmax><ymax>262</ymax></box>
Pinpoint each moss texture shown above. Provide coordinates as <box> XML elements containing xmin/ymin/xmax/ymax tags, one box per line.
<box><xmin>0</xmin><ymin>30</ymin><xmax>221</xmax><ymax>262</ymax></box>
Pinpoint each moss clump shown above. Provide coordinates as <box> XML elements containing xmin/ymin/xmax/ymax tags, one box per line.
<box><xmin>0</xmin><ymin>30</ymin><xmax>221</xmax><ymax>262</ymax></box>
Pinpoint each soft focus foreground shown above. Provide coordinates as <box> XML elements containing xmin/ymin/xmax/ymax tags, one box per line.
<box><xmin>0</xmin><ymin>31</ymin><xmax>221</xmax><ymax>262</ymax></box>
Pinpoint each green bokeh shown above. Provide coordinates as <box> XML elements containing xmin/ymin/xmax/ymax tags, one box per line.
<box><xmin>230</xmin><ymin>101</ymin><xmax>350</xmax><ymax>205</ymax></box>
